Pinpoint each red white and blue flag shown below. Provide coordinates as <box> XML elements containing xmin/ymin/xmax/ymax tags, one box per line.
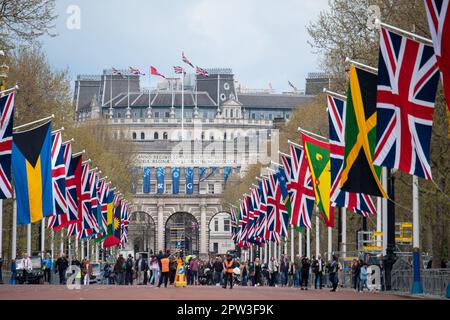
<box><xmin>112</xmin><ymin>67</ymin><xmax>125</xmax><ymax>78</ymax></box>
<box><xmin>255</xmin><ymin>180</ymin><xmax>267</xmax><ymax>244</ymax></box>
<box><xmin>373</xmin><ymin>27</ymin><xmax>440</xmax><ymax>179</ymax></box>
<box><xmin>50</xmin><ymin>132</ymin><xmax>68</xmax><ymax>216</ymax></box>
<box><xmin>0</xmin><ymin>92</ymin><xmax>14</xmax><ymax>199</ymax></box>
<box><xmin>65</xmin><ymin>153</ymin><xmax>83</xmax><ymax>234</ymax></box>
<box><xmin>327</xmin><ymin>95</ymin><xmax>376</xmax><ymax>217</ymax></box>
<box><xmin>230</xmin><ymin>206</ymin><xmax>238</xmax><ymax>243</ymax></box>
<box><xmin>424</xmin><ymin>0</ymin><xmax>450</xmax><ymax>110</ymax></box>
<box><xmin>196</xmin><ymin>66</ymin><xmax>209</xmax><ymax>77</ymax></box>
<box><xmin>120</xmin><ymin>202</ymin><xmax>129</xmax><ymax>244</ymax></box>
<box><xmin>129</xmin><ymin>66</ymin><xmax>145</xmax><ymax>76</ymax></box>
<box><xmin>182</xmin><ymin>52</ymin><xmax>195</xmax><ymax>68</ymax></box>
<box><xmin>287</xmin><ymin>143</ymin><xmax>315</xmax><ymax>229</ymax></box>
<box><xmin>173</xmin><ymin>66</ymin><xmax>185</xmax><ymax>74</ymax></box>
<box><xmin>265</xmin><ymin>173</ymin><xmax>281</xmax><ymax>243</ymax></box>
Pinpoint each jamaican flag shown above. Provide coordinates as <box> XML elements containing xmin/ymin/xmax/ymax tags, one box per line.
<box><xmin>302</xmin><ymin>133</ymin><xmax>333</xmax><ymax>227</ymax></box>
<box><xmin>103</xmin><ymin>191</ymin><xmax>121</xmax><ymax>247</ymax></box>
<box><xmin>341</xmin><ymin>65</ymin><xmax>387</xmax><ymax>198</ymax></box>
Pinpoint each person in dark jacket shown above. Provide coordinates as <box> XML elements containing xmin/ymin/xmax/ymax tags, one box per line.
<box><xmin>213</xmin><ymin>256</ymin><xmax>224</xmax><ymax>286</ymax></box>
<box><xmin>114</xmin><ymin>254</ymin><xmax>125</xmax><ymax>285</ymax></box>
<box><xmin>124</xmin><ymin>254</ymin><xmax>134</xmax><ymax>285</ymax></box>
<box><xmin>254</xmin><ymin>258</ymin><xmax>262</xmax><ymax>286</ymax></box>
<box><xmin>300</xmin><ymin>257</ymin><xmax>310</xmax><ymax>290</ymax></box>
<box><xmin>55</xmin><ymin>253</ymin><xmax>69</xmax><ymax>284</ymax></box>
<box><xmin>279</xmin><ymin>255</ymin><xmax>289</xmax><ymax>287</ymax></box>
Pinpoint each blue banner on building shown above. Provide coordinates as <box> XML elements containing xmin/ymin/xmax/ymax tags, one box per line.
<box><xmin>157</xmin><ymin>167</ymin><xmax>165</xmax><ymax>194</ymax></box>
<box><xmin>224</xmin><ymin>166</ymin><xmax>231</xmax><ymax>184</ymax></box>
<box><xmin>172</xmin><ymin>167</ymin><xmax>180</xmax><ymax>194</ymax></box>
<box><xmin>143</xmin><ymin>167</ymin><xmax>151</xmax><ymax>193</ymax></box>
<box><xmin>198</xmin><ymin>167</ymin><xmax>207</xmax><ymax>191</ymax></box>
<box><xmin>185</xmin><ymin>167</ymin><xmax>194</xmax><ymax>194</ymax></box>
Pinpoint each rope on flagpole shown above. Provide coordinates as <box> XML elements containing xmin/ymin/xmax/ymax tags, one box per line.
<box><xmin>13</xmin><ymin>114</ymin><xmax>55</xmax><ymax>131</ymax></box>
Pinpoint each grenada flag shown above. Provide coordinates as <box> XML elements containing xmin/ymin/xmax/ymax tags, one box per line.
<box><xmin>302</xmin><ymin>133</ymin><xmax>334</xmax><ymax>227</ymax></box>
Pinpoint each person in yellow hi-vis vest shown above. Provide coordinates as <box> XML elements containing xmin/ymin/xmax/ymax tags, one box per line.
<box><xmin>174</xmin><ymin>253</ymin><xmax>187</xmax><ymax>287</ymax></box>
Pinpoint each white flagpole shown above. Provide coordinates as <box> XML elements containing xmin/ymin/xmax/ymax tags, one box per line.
<box><xmin>181</xmin><ymin>71</ymin><xmax>184</xmax><ymax>140</ymax></box>
<box><xmin>306</xmin><ymin>227</ymin><xmax>311</xmax><ymax>258</ymax></box>
<box><xmin>264</xmin><ymin>242</ymin><xmax>268</xmax><ymax>263</ymax></box>
<box><xmin>147</xmin><ymin>74</ymin><xmax>152</xmax><ymax>118</ymax></box>
<box><xmin>278</xmin><ymin>241</ymin><xmax>281</xmax><ymax>260</ymax></box>
<box><xmin>327</xmin><ymin>227</ymin><xmax>332</xmax><ymax>261</ymax></box>
<box><xmin>60</xmin><ymin>231</ymin><xmax>64</xmax><ymax>255</ymax></box>
<box><xmin>290</xmin><ymin>225</ymin><xmax>294</xmax><ymax>261</ymax></box>
<box><xmin>0</xmin><ymin>200</ymin><xmax>2</xmax><ymax>259</ymax></box>
<box><xmin>12</xmin><ymin>195</ymin><xmax>17</xmax><ymax>260</ymax></box>
<box><xmin>315</xmin><ymin>214</ymin><xmax>320</xmax><ymax>258</ymax></box>
<box><xmin>411</xmin><ymin>175</ymin><xmax>423</xmax><ymax>293</ymax></box>
<box><xmin>109</xmin><ymin>72</ymin><xmax>113</xmax><ymax>118</ymax></box>
<box><xmin>126</xmin><ymin>74</ymin><xmax>131</xmax><ymax>118</ymax></box>
<box><xmin>376</xmin><ymin>196</ymin><xmax>382</xmax><ymax>248</ymax></box>
<box><xmin>382</xmin><ymin>167</ymin><xmax>388</xmax><ymax>255</ymax></box>
<box><xmin>51</xmin><ymin>229</ymin><xmax>54</xmax><ymax>258</ymax></box>
<box><xmin>268</xmin><ymin>241</ymin><xmax>272</xmax><ymax>261</ymax></box>
<box><xmin>27</xmin><ymin>224</ymin><xmax>31</xmax><ymax>256</ymax></box>
<box><xmin>341</xmin><ymin>207</ymin><xmax>347</xmax><ymax>258</ymax></box>
<box><xmin>298</xmin><ymin>231</ymin><xmax>302</xmax><ymax>257</ymax></box>
<box><xmin>41</xmin><ymin>217</ymin><xmax>45</xmax><ymax>258</ymax></box>
<box><xmin>13</xmin><ymin>114</ymin><xmax>55</xmax><ymax>131</ymax></box>
<box><xmin>75</xmin><ymin>237</ymin><xmax>79</xmax><ymax>259</ymax></box>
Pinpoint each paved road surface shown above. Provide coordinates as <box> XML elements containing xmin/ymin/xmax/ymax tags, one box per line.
<box><xmin>0</xmin><ymin>285</ymin><xmax>415</xmax><ymax>300</ymax></box>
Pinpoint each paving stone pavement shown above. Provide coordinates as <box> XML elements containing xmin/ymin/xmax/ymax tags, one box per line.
<box><xmin>0</xmin><ymin>285</ymin><xmax>417</xmax><ymax>300</ymax></box>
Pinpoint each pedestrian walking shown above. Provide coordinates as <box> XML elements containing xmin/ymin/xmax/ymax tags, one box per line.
<box><xmin>42</xmin><ymin>253</ymin><xmax>53</xmax><ymax>284</ymax></box>
<box><xmin>300</xmin><ymin>256</ymin><xmax>310</xmax><ymax>290</ymax></box>
<box><xmin>21</xmin><ymin>253</ymin><xmax>33</xmax><ymax>284</ymax></box>
<box><xmin>312</xmin><ymin>254</ymin><xmax>324</xmax><ymax>289</ymax></box>
<box><xmin>81</xmin><ymin>258</ymin><xmax>93</xmax><ymax>285</ymax></box>
<box><xmin>189</xmin><ymin>256</ymin><xmax>200</xmax><ymax>286</ymax></box>
<box><xmin>213</xmin><ymin>256</ymin><xmax>224</xmax><ymax>286</ymax></box>
<box><xmin>268</xmin><ymin>257</ymin><xmax>279</xmax><ymax>287</ymax></box>
<box><xmin>222</xmin><ymin>254</ymin><xmax>235</xmax><ymax>289</ymax></box>
<box><xmin>124</xmin><ymin>254</ymin><xmax>134</xmax><ymax>285</ymax></box>
<box><xmin>294</xmin><ymin>254</ymin><xmax>302</xmax><ymax>287</ymax></box>
<box><xmin>55</xmin><ymin>253</ymin><xmax>69</xmax><ymax>285</ymax></box>
<box><xmin>158</xmin><ymin>253</ymin><xmax>170</xmax><ymax>288</ymax></box>
<box><xmin>279</xmin><ymin>255</ymin><xmax>289</xmax><ymax>287</ymax></box>
<box><xmin>114</xmin><ymin>254</ymin><xmax>125</xmax><ymax>285</ymax></box>
<box><xmin>329</xmin><ymin>255</ymin><xmax>339</xmax><ymax>292</ymax></box>
<box><xmin>359</xmin><ymin>263</ymin><xmax>368</xmax><ymax>292</ymax></box>
<box><xmin>149</xmin><ymin>255</ymin><xmax>160</xmax><ymax>285</ymax></box>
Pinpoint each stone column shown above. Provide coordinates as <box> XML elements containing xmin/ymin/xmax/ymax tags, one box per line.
<box><xmin>200</xmin><ymin>204</ymin><xmax>207</xmax><ymax>257</ymax></box>
<box><xmin>157</xmin><ymin>203</ymin><xmax>164</xmax><ymax>252</ymax></box>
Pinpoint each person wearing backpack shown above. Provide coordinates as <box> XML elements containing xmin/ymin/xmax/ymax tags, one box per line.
<box><xmin>359</xmin><ymin>263</ymin><xmax>368</xmax><ymax>292</ymax></box>
<box><xmin>329</xmin><ymin>255</ymin><xmax>339</xmax><ymax>292</ymax></box>
<box><xmin>124</xmin><ymin>254</ymin><xmax>134</xmax><ymax>285</ymax></box>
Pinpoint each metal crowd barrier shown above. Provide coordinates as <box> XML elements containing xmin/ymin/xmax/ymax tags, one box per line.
<box><xmin>391</xmin><ymin>269</ymin><xmax>449</xmax><ymax>298</ymax></box>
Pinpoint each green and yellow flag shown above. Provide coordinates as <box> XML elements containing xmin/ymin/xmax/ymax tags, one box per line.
<box><xmin>302</xmin><ymin>133</ymin><xmax>333</xmax><ymax>227</ymax></box>
<box><xmin>341</xmin><ymin>65</ymin><xmax>387</xmax><ymax>198</ymax></box>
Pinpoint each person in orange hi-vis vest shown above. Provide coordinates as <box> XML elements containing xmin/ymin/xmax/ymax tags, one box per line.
<box><xmin>223</xmin><ymin>254</ymin><xmax>235</xmax><ymax>289</ymax></box>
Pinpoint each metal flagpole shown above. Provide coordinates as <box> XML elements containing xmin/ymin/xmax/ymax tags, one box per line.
<box><xmin>249</xmin><ymin>245</ymin><xmax>253</xmax><ymax>262</ymax></box>
<box><xmin>382</xmin><ymin>167</ymin><xmax>388</xmax><ymax>254</ymax></box>
<box><xmin>290</xmin><ymin>225</ymin><xmax>294</xmax><ymax>261</ymax></box>
<box><xmin>126</xmin><ymin>74</ymin><xmax>130</xmax><ymax>118</ymax></box>
<box><xmin>278</xmin><ymin>241</ymin><xmax>281</xmax><ymax>260</ymax></box>
<box><xmin>265</xmin><ymin>242</ymin><xmax>268</xmax><ymax>263</ymax></box>
<box><xmin>327</xmin><ymin>227</ymin><xmax>332</xmax><ymax>261</ymax></box>
<box><xmin>306</xmin><ymin>228</ymin><xmax>310</xmax><ymax>258</ymax></box>
<box><xmin>181</xmin><ymin>71</ymin><xmax>184</xmax><ymax>140</ymax></box>
<box><xmin>377</xmin><ymin>197</ymin><xmax>382</xmax><ymax>248</ymax></box>
<box><xmin>298</xmin><ymin>231</ymin><xmax>302</xmax><ymax>257</ymax></box>
<box><xmin>341</xmin><ymin>208</ymin><xmax>347</xmax><ymax>258</ymax></box>
<box><xmin>109</xmin><ymin>72</ymin><xmax>113</xmax><ymax>118</ymax></box>
<box><xmin>13</xmin><ymin>114</ymin><xmax>55</xmax><ymax>131</ymax></box>
<box><xmin>75</xmin><ymin>237</ymin><xmax>79</xmax><ymax>258</ymax></box>
<box><xmin>51</xmin><ymin>229</ymin><xmax>54</xmax><ymax>258</ymax></box>
<box><xmin>268</xmin><ymin>241</ymin><xmax>272</xmax><ymax>261</ymax></box>
<box><xmin>147</xmin><ymin>74</ymin><xmax>152</xmax><ymax>118</ymax></box>
<box><xmin>60</xmin><ymin>231</ymin><xmax>64</xmax><ymax>255</ymax></box>
<box><xmin>259</xmin><ymin>246</ymin><xmax>262</xmax><ymax>261</ymax></box>
<box><xmin>68</xmin><ymin>237</ymin><xmax>71</xmax><ymax>259</ymax></box>
<box><xmin>95</xmin><ymin>243</ymin><xmax>99</xmax><ymax>262</ymax></box>
<box><xmin>411</xmin><ymin>175</ymin><xmax>423</xmax><ymax>294</ymax></box>
<box><xmin>0</xmin><ymin>200</ymin><xmax>2</xmax><ymax>259</ymax></box>
<box><xmin>315</xmin><ymin>214</ymin><xmax>320</xmax><ymax>258</ymax></box>
<box><xmin>87</xmin><ymin>239</ymin><xmax>90</xmax><ymax>260</ymax></box>
<box><xmin>11</xmin><ymin>194</ymin><xmax>17</xmax><ymax>260</ymax></box>
<box><xmin>41</xmin><ymin>217</ymin><xmax>45</xmax><ymax>257</ymax></box>
<box><xmin>27</xmin><ymin>224</ymin><xmax>31</xmax><ymax>256</ymax></box>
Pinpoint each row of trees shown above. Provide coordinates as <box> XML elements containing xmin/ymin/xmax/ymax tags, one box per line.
<box><xmin>223</xmin><ymin>0</ymin><xmax>449</xmax><ymax>267</ymax></box>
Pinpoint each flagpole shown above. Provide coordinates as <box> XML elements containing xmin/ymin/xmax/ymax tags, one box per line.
<box><xmin>60</xmin><ymin>231</ymin><xmax>64</xmax><ymax>255</ymax></box>
<box><xmin>181</xmin><ymin>71</ymin><xmax>184</xmax><ymax>140</ymax></box>
<box><xmin>345</xmin><ymin>57</ymin><xmax>378</xmax><ymax>74</ymax></box>
<box><xmin>323</xmin><ymin>88</ymin><xmax>347</xmax><ymax>100</ymax></box>
<box><xmin>382</xmin><ymin>167</ymin><xmax>388</xmax><ymax>255</ymax></box>
<box><xmin>315</xmin><ymin>214</ymin><xmax>320</xmax><ymax>258</ymax></box>
<box><xmin>290</xmin><ymin>225</ymin><xmax>294</xmax><ymax>261</ymax></box>
<box><xmin>0</xmin><ymin>200</ymin><xmax>2</xmax><ymax>260</ymax></box>
<box><xmin>341</xmin><ymin>207</ymin><xmax>347</xmax><ymax>258</ymax></box>
<box><xmin>109</xmin><ymin>71</ymin><xmax>113</xmax><ymax>118</ymax></box>
<box><xmin>306</xmin><ymin>227</ymin><xmax>311</xmax><ymax>258</ymax></box>
<box><xmin>411</xmin><ymin>175</ymin><xmax>423</xmax><ymax>294</ymax></box>
<box><xmin>27</xmin><ymin>224</ymin><xmax>31</xmax><ymax>256</ymax></box>
<box><xmin>264</xmin><ymin>242</ymin><xmax>268</xmax><ymax>263</ymax></box>
<box><xmin>75</xmin><ymin>237</ymin><xmax>78</xmax><ymax>259</ymax></box>
<box><xmin>11</xmin><ymin>194</ymin><xmax>17</xmax><ymax>260</ymax></box>
<box><xmin>268</xmin><ymin>241</ymin><xmax>272</xmax><ymax>261</ymax></box>
<box><xmin>13</xmin><ymin>114</ymin><xmax>55</xmax><ymax>131</ymax></box>
<box><xmin>41</xmin><ymin>218</ymin><xmax>45</xmax><ymax>258</ymax></box>
<box><xmin>327</xmin><ymin>227</ymin><xmax>332</xmax><ymax>261</ymax></box>
<box><xmin>376</xmin><ymin>197</ymin><xmax>382</xmax><ymax>248</ymax></box>
<box><xmin>374</xmin><ymin>19</ymin><xmax>433</xmax><ymax>45</ymax></box>
<box><xmin>51</xmin><ymin>229</ymin><xmax>54</xmax><ymax>258</ymax></box>
<box><xmin>298</xmin><ymin>231</ymin><xmax>302</xmax><ymax>257</ymax></box>
<box><xmin>0</xmin><ymin>84</ymin><xmax>19</xmax><ymax>95</ymax></box>
<box><xmin>147</xmin><ymin>74</ymin><xmax>152</xmax><ymax>118</ymax></box>
<box><xmin>126</xmin><ymin>73</ymin><xmax>131</xmax><ymax>119</ymax></box>
<box><xmin>298</xmin><ymin>127</ymin><xmax>328</xmax><ymax>141</ymax></box>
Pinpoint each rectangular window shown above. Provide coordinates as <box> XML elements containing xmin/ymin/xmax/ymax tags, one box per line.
<box><xmin>165</xmin><ymin>112</ymin><xmax>170</xmax><ymax>118</ymax></box>
<box><xmin>251</xmin><ymin>113</ymin><xmax>256</xmax><ymax>119</ymax></box>
<box><xmin>213</xmin><ymin>243</ymin><xmax>219</xmax><ymax>254</ymax></box>
<box><xmin>224</xmin><ymin>219</ymin><xmax>230</xmax><ymax>232</ymax></box>
<box><xmin>166</xmin><ymin>184</ymin><xmax>171</xmax><ymax>193</ymax></box>
<box><xmin>150</xmin><ymin>184</ymin><xmax>155</xmax><ymax>193</ymax></box>
<box><xmin>214</xmin><ymin>219</ymin><xmax>219</xmax><ymax>232</ymax></box>
<box><xmin>208</xmin><ymin>184</ymin><xmax>214</xmax><ymax>194</ymax></box>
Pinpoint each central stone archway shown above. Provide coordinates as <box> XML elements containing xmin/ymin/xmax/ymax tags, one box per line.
<box><xmin>129</xmin><ymin>211</ymin><xmax>156</xmax><ymax>254</ymax></box>
<box><xmin>165</xmin><ymin>212</ymin><xmax>200</xmax><ymax>255</ymax></box>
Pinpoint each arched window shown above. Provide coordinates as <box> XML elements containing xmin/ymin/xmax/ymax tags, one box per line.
<box><xmin>201</xmin><ymin>131</ymin><xmax>205</xmax><ymax>140</ymax></box>
<box><xmin>163</xmin><ymin>132</ymin><xmax>168</xmax><ymax>140</ymax></box>
<box><xmin>154</xmin><ymin>132</ymin><xmax>159</xmax><ymax>140</ymax></box>
<box><xmin>225</xmin><ymin>109</ymin><xmax>229</xmax><ymax>118</ymax></box>
<box><xmin>141</xmin><ymin>132</ymin><xmax>145</xmax><ymax>140</ymax></box>
<box><xmin>210</xmin><ymin>133</ymin><xmax>214</xmax><ymax>141</ymax></box>
<box><xmin>132</xmin><ymin>132</ymin><xmax>137</xmax><ymax>140</ymax></box>
<box><xmin>230</xmin><ymin>109</ymin><xmax>234</xmax><ymax>118</ymax></box>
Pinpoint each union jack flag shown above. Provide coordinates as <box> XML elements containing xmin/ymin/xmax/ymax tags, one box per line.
<box><xmin>129</xmin><ymin>66</ymin><xmax>145</xmax><ymax>76</ymax></box>
<box><xmin>173</xmin><ymin>66</ymin><xmax>184</xmax><ymax>74</ymax></box>
<box><xmin>120</xmin><ymin>202</ymin><xmax>129</xmax><ymax>244</ymax></box>
<box><xmin>0</xmin><ymin>92</ymin><xmax>14</xmax><ymax>199</ymax></box>
<box><xmin>182</xmin><ymin>52</ymin><xmax>194</xmax><ymax>68</ymax></box>
<box><xmin>236</xmin><ymin>197</ymin><xmax>249</xmax><ymax>248</ymax></box>
<box><xmin>50</xmin><ymin>132</ymin><xmax>67</xmax><ymax>216</ymax></box>
<box><xmin>230</xmin><ymin>205</ymin><xmax>238</xmax><ymax>243</ymax></box>
<box><xmin>196</xmin><ymin>66</ymin><xmax>209</xmax><ymax>77</ymax></box>
<box><xmin>65</xmin><ymin>153</ymin><xmax>82</xmax><ymax>234</ymax></box>
<box><xmin>254</xmin><ymin>180</ymin><xmax>267</xmax><ymax>245</ymax></box>
<box><xmin>327</xmin><ymin>95</ymin><xmax>376</xmax><ymax>217</ymax></box>
<box><xmin>275</xmin><ymin>168</ymin><xmax>290</xmax><ymax>238</ymax></box>
<box><xmin>424</xmin><ymin>0</ymin><xmax>450</xmax><ymax>111</ymax></box>
<box><xmin>247</xmin><ymin>187</ymin><xmax>261</xmax><ymax>244</ymax></box>
<box><xmin>265</xmin><ymin>173</ymin><xmax>282</xmax><ymax>243</ymax></box>
<box><xmin>287</xmin><ymin>143</ymin><xmax>315</xmax><ymax>229</ymax></box>
<box><xmin>373</xmin><ymin>27</ymin><xmax>440</xmax><ymax>179</ymax></box>
<box><xmin>112</xmin><ymin>67</ymin><xmax>125</xmax><ymax>78</ymax></box>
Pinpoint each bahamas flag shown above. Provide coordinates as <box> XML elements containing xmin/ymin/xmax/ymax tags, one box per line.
<box><xmin>302</xmin><ymin>133</ymin><xmax>334</xmax><ymax>227</ymax></box>
<box><xmin>12</xmin><ymin>121</ymin><xmax>53</xmax><ymax>224</ymax></box>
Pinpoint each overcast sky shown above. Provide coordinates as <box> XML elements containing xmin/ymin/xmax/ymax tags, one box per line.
<box><xmin>41</xmin><ymin>0</ymin><xmax>330</xmax><ymax>92</ymax></box>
